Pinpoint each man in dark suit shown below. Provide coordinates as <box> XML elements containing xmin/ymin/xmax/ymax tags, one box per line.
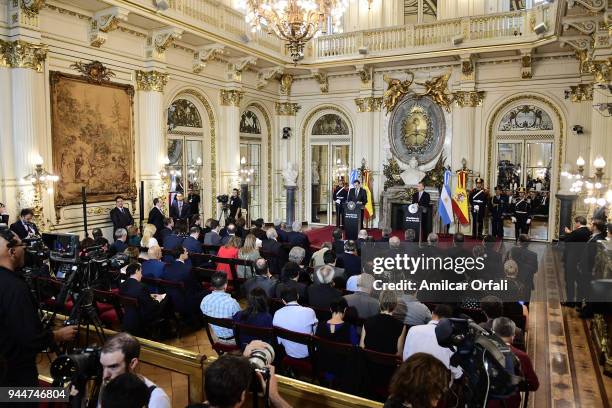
<box><xmin>411</xmin><ymin>182</ymin><xmax>431</xmax><ymax>242</ymax></box>
<box><xmin>489</xmin><ymin>186</ymin><xmax>506</xmax><ymax>240</ymax></box>
<box><xmin>10</xmin><ymin>208</ymin><xmax>39</xmax><ymax>239</ymax></box>
<box><xmin>577</xmin><ymin>220</ymin><xmax>607</xmax><ymax>312</ymax></box>
<box><xmin>110</xmin><ymin>196</ymin><xmax>133</xmax><ymax>236</ymax></box>
<box><xmin>332</xmin><ymin>228</ymin><xmax>345</xmax><ymax>255</ymax></box>
<box><xmin>147</xmin><ymin>198</ymin><xmax>165</xmax><ymax>239</ymax></box>
<box><xmin>333</xmin><ymin>181</ymin><xmax>349</xmax><ymax>228</ymax></box>
<box><xmin>307</xmin><ymin>265</ymin><xmax>342</xmax><ymax>309</ymax></box>
<box><xmin>0</xmin><ymin>202</ymin><xmax>9</xmax><ymax>226</ymax></box>
<box><xmin>274</xmin><ymin>220</ymin><xmax>288</xmax><ymax>242</ymax></box>
<box><xmin>287</xmin><ymin>221</ymin><xmax>310</xmax><ymax>249</ymax></box>
<box><xmin>336</xmin><ymin>240</ymin><xmax>361</xmax><ymax>278</ymax></box>
<box><xmin>563</xmin><ymin>216</ymin><xmax>591</xmax><ymax>306</ymax></box>
<box><xmin>242</xmin><ymin>259</ymin><xmax>278</xmax><ymax>298</ymax></box>
<box><xmin>158</xmin><ymin>218</ymin><xmax>174</xmax><ymax>247</ymax></box>
<box><xmin>183</xmin><ymin>226</ymin><xmax>203</xmax><ymax>254</ymax></box>
<box><xmin>228</xmin><ymin>189</ymin><xmax>242</xmax><ymax>219</ymax></box>
<box><xmin>261</xmin><ymin>228</ymin><xmax>288</xmax><ymax>276</ymax></box>
<box><xmin>161</xmin><ymin>246</ymin><xmax>208</xmax><ymax>318</ymax></box>
<box><xmin>275</xmin><ymin>261</ymin><xmax>308</xmax><ymax>301</ymax></box>
<box><xmin>347</xmin><ymin>180</ymin><xmax>367</xmax><ymax>229</ymax></box>
<box><xmin>109</xmin><ymin>228</ymin><xmax>128</xmax><ymax>255</ymax></box>
<box><xmin>203</xmin><ymin>220</ymin><xmax>223</xmax><ymax>247</ymax></box>
<box><xmin>508</xmin><ymin>234</ymin><xmax>538</xmax><ymax>302</ymax></box>
<box><xmin>250</xmin><ymin>218</ymin><xmax>267</xmax><ymax>242</ymax></box>
<box><xmin>119</xmin><ymin>263</ymin><xmax>163</xmax><ymax>335</ymax></box>
<box><xmin>170</xmin><ymin>192</ymin><xmax>192</xmax><ymax>223</ymax></box>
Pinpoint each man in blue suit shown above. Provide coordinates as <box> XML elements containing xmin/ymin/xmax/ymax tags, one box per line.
<box><xmin>109</xmin><ymin>228</ymin><xmax>128</xmax><ymax>255</ymax></box>
<box><xmin>141</xmin><ymin>246</ymin><xmax>165</xmax><ymax>279</ymax></box>
<box><xmin>161</xmin><ymin>246</ymin><xmax>208</xmax><ymax>318</ymax></box>
<box><xmin>119</xmin><ymin>263</ymin><xmax>163</xmax><ymax>335</ymax></box>
<box><xmin>183</xmin><ymin>226</ymin><xmax>204</xmax><ymax>254</ymax></box>
<box><xmin>158</xmin><ymin>217</ymin><xmax>174</xmax><ymax>247</ymax></box>
<box><xmin>337</xmin><ymin>240</ymin><xmax>361</xmax><ymax>278</ymax></box>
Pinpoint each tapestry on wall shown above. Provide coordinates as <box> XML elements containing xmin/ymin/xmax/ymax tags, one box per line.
<box><xmin>50</xmin><ymin>71</ymin><xmax>136</xmax><ymax>207</ymax></box>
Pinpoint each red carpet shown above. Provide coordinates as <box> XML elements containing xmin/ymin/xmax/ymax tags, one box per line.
<box><xmin>304</xmin><ymin>225</ymin><xmax>485</xmax><ymax>248</ymax></box>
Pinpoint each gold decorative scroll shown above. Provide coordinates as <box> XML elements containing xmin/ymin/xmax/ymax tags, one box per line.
<box><xmin>355</xmin><ymin>97</ymin><xmax>383</xmax><ymax>112</ymax></box>
<box><xmin>454</xmin><ymin>90</ymin><xmax>485</xmax><ymax>107</ymax></box>
<box><xmin>71</xmin><ymin>60</ymin><xmax>115</xmax><ymax>83</ymax></box>
<box><xmin>0</xmin><ymin>39</ymin><xmax>47</xmax><ymax>72</ymax></box>
<box><xmin>135</xmin><ymin>70</ymin><xmax>168</xmax><ymax>92</ymax></box>
<box><xmin>568</xmin><ymin>84</ymin><xmax>593</xmax><ymax>101</ymax></box>
<box><xmin>21</xmin><ymin>0</ymin><xmax>46</xmax><ymax>17</ymax></box>
<box><xmin>219</xmin><ymin>89</ymin><xmax>244</xmax><ymax>106</ymax></box>
<box><xmin>275</xmin><ymin>102</ymin><xmax>300</xmax><ymax>116</ymax></box>
<box><xmin>382</xmin><ymin>72</ymin><xmax>414</xmax><ymax>114</ymax></box>
<box><xmin>417</xmin><ymin>73</ymin><xmax>453</xmax><ymax>112</ymax></box>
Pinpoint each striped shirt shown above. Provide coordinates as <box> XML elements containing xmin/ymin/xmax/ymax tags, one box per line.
<box><xmin>200</xmin><ymin>291</ymin><xmax>241</xmax><ymax>339</ymax></box>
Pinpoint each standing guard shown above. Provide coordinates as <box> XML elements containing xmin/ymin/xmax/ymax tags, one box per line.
<box><xmin>334</xmin><ymin>181</ymin><xmax>349</xmax><ymax>228</ymax></box>
<box><xmin>511</xmin><ymin>186</ymin><xmax>531</xmax><ymax>241</ymax></box>
<box><xmin>489</xmin><ymin>186</ymin><xmax>506</xmax><ymax>240</ymax></box>
<box><xmin>469</xmin><ymin>177</ymin><xmax>487</xmax><ymax>239</ymax></box>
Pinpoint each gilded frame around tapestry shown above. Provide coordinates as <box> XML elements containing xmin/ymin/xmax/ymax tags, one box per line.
<box><xmin>50</xmin><ymin>71</ymin><xmax>136</xmax><ymax>207</ymax></box>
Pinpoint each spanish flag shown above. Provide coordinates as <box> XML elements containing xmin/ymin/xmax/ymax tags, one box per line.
<box><xmin>363</xmin><ymin>170</ymin><xmax>374</xmax><ymax>222</ymax></box>
<box><xmin>452</xmin><ymin>171</ymin><xmax>470</xmax><ymax>225</ymax></box>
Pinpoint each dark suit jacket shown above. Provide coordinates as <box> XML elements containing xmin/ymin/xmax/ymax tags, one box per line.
<box><xmin>307</xmin><ymin>283</ymin><xmax>341</xmax><ymax>309</ymax></box>
<box><xmin>142</xmin><ymin>259</ymin><xmax>165</xmax><ymax>279</ymax></box>
<box><xmin>147</xmin><ymin>207</ymin><xmax>165</xmax><ymax>236</ymax></box>
<box><xmin>162</xmin><ymin>259</ymin><xmax>206</xmax><ymax>316</ymax></box>
<box><xmin>261</xmin><ymin>239</ymin><xmax>288</xmax><ymax>276</ymax></box>
<box><xmin>119</xmin><ymin>278</ymin><xmax>161</xmax><ymax>334</ymax></box>
<box><xmin>10</xmin><ymin>220</ymin><xmax>39</xmax><ymax>240</ymax></box>
<box><xmin>109</xmin><ymin>239</ymin><xmax>128</xmax><ymax>256</ymax></box>
<box><xmin>347</xmin><ymin>188</ymin><xmax>367</xmax><ymax>205</ymax></box>
<box><xmin>163</xmin><ymin>233</ymin><xmax>183</xmax><ymax>251</ymax></box>
<box><xmin>275</xmin><ymin>226</ymin><xmax>288</xmax><ymax>242</ymax></box>
<box><xmin>159</xmin><ymin>227</ymin><xmax>173</xmax><ymax>247</ymax></box>
<box><xmin>110</xmin><ymin>207</ymin><xmax>133</xmax><ymax>233</ymax></box>
<box><xmin>337</xmin><ymin>253</ymin><xmax>361</xmax><ymax>277</ymax></box>
<box><xmin>332</xmin><ymin>239</ymin><xmax>345</xmax><ymax>255</ymax></box>
<box><xmin>204</xmin><ymin>231</ymin><xmax>223</xmax><ymax>246</ymax></box>
<box><xmin>286</xmin><ymin>231</ymin><xmax>310</xmax><ymax>249</ymax></box>
<box><xmin>275</xmin><ymin>280</ymin><xmax>308</xmax><ymax>302</ymax></box>
<box><xmin>563</xmin><ymin>226</ymin><xmax>591</xmax><ymax>271</ymax></box>
<box><xmin>242</xmin><ymin>275</ymin><xmax>278</xmax><ymax>298</ymax></box>
<box><xmin>170</xmin><ymin>201</ymin><xmax>192</xmax><ymax>220</ymax></box>
<box><xmin>411</xmin><ymin>191</ymin><xmax>431</xmax><ymax>208</ymax></box>
<box><xmin>1</xmin><ymin>214</ymin><xmax>8</xmax><ymax>225</ymax></box>
<box><xmin>183</xmin><ymin>236</ymin><xmax>203</xmax><ymax>254</ymax></box>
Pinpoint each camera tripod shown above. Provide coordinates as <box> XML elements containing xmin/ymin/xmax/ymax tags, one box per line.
<box><xmin>218</xmin><ymin>204</ymin><xmax>229</xmax><ymax>225</ymax></box>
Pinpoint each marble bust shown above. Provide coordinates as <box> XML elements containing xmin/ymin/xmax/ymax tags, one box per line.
<box><xmin>311</xmin><ymin>162</ymin><xmax>320</xmax><ymax>185</ymax></box>
<box><xmin>400</xmin><ymin>156</ymin><xmax>426</xmax><ymax>186</ymax></box>
<box><xmin>282</xmin><ymin>162</ymin><xmax>298</xmax><ymax>187</ymax></box>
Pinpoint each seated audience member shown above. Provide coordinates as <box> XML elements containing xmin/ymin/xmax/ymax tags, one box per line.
<box><xmin>487</xmin><ymin>317</ymin><xmax>539</xmax><ymax>408</ymax></box>
<box><xmin>127</xmin><ymin>225</ymin><xmax>141</xmax><ymax>247</ymax></box>
<box><xmin>99</xmin><ymin>332</ymin><xmax>170</xmax><ymax>408</ymax></box>
<box><xmin>402</xmin><ymin>304</ymin><xmax>463</xmax><ymax>379</ymax></box>
<box><xmin>200</xmin><ymin>272</ymin><xmax>241</xmax><ymax>344</ymax></box>
<box><xmin>479</xmin><ymin>295</ymin><xmax>525</xmax><ymax>349</ymax></box>
<box><xmin>287</xmin><ymin>246</ymin><xmax>310</xmax><ymax>284</ymax></box>
<box><xmin>275</xmin><ymin>261</ymin><xmax>308</xmax><ymax>302</ymax></box>
<box><xmin>273</xmin><ymin>287</ymin><xmax>318</xmax><ymax>359</ymax></box>
<box><xmin>274</xmin><ymin>219</ymin><xmax>288</xmax><ymax>242</ymax></box>
<box><xmin>158</xmin><ymin>217</ymin><xmax>174</xmax><ymax>247</ymax></box>
<box><xmin>287</xmin><ymin>221</ymin><xmax>310</xmax><ymax>250</ymax></box>
<box><xmin>10</xmin><ymin>208</ymin><xmax>39</xmax><ymax>239</ymax></box>
<box><xmin>140</xmin><ymin>223</ymin><xmax>158</xmax><ymax>250</ymax></box>
<box><xmin>198</xmin><ymin>344</ymin><xmax>290</xmax><ymax>408</ymax></box>
<box><xmin>332</xmin><ymin>228</ymin><xmax>345</xmax><ymax>255</ymax></box>
<box><xmin>109</xmin><ymin>228</ymin><xmax>128</xmax><ymax>255</ymax></box>
<box><xmin>344</xmin><ymin>273</ymin><xmax>379</xmax><ymax>320</ymax></box>
<box><xmin>388</xmin><ymin>236</ymin><xmax>401</xmax><ymax>251</ymax></box>
<box><xmin>261</xmin><ymin>228</ymin><xmax>287</xmax><ymax>276</ymax></box>
<box><xmin>183</xmin><ymin>226</ymin><xmax>204</xmax><ymax>254</ymax></box>
<box><xmin>317</xmin><ymin>250</ymin><xmax>345</xmax><ymax>284</ymax></box>
<box><xmin>503</xmin><ymin>259</ymin><xmax>526</xmax><ymax>302</ymax></box>
<box><xmin>119</xmin><ymin>263</ymin><xmax>161</xmax><ymax>336</ymax></box>
<box><xmin>92</xmin><ymin>227</ymin><xmax>104</xmax><ymax>240</ymax></box>
<box><xmin>204</xmin><ymin>219</ymin><xmax>223</xmax><ymax>248</ymax></box>
<box><xmin>221</xmin><ymin>223</ymin><xmax>237</xmax><ymax>244</ymax></box>
<box><xmin>162</xmin><ymin>221</ymin><xmax>184</xmax><ymax>261</ymax></box>
<box><xmin>237</xmin><ymin>234</ymin><xmax>260</xmax><ymax>279</ymax></box>
<box><xmin>242</xmin><ymin>258</ymin><xmax>278</xmax><ymax>298</ymax></box>
<box><xmin>307</xmin><ymin>265</ymin><xmax>342</xmax><ymax>309</ymax></box>
<box><xmin>141</xmin><ymin>246</ymin><xmax>165</xmax><ymax>279</ymax></box>
<box><xmin>337</xmin><ymin>240</ymin><xmax>361</xmax><ymax>278</ymax></box>
<box><xmin>310</xmin><ymin>242</ymin><xmax>331</xmax><ymax>267</ymax></box>
<box><xmin>216</xmin><ymin>236</ymin><xmax>241</xmax><ymax>281</ymax></box>
<box><xmin>378</xmin><ymin>227</ymin><xmax>392</xmax><ymax>242</ymax></box>
<box><xmin>250</xmin><ymin>218</ymin><xmax>267</xmax><ymax>241</ymax></box>
<box><xmin>100</xmin><ymin>372</ymin><xmax>150</xmax><ymax>408</ymax></box>
<box><xmin>362</xmin><ymin>291</ymin><xmax>406</xmax><ymax>355</ymax></box>
<box><xmin>383</xmin><ymin>353</ymin><xmax>451</xmax><ymax>408</ymax></box>
<box><xmin>356</xmin><ymin>229</ymin><xmax>368</xmax><ymax>251</ymax></box>
<box><xmin>162</xmin><ymin>246</ymin><xmax>207</xmax><ymax>318</ymax></box>
<box><xmin>393</xmin><ymin>287</ymin><xmax>432</xmax><ymax>326</ymax></box>
<box><xmin>232</xmin><ymin>287</ymin><xmax>273</xmax><ymax>349</ymax></box>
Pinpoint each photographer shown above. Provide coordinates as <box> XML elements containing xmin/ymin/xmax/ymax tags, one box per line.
<box><xmin>10</xmin><ymin>208</ymin><xmax>39</xmax><ymax>239</ymax></box>
<box><xmin>229</xmin><ymin>189</ymin><xmax>242</xmax><ymax>219</ymax></box>
<box><xmin>0</xmin><ymin>228</ymin><xmax>77</xmax><ymax>387</ymax></box>
<box><xmin>99</xmin><ymin>332</ymin><xmax>170</xmax><ymax>407</ymax></box>
<box><xmin>191</xmin><ymin>340</ymin><xmax>291</xmax><ymax>408</ymax></box>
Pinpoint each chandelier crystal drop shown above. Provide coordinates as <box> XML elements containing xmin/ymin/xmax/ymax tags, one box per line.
<box><xmin>241</xmin><ymin>0</ymin><xmax>348</xmax><ymax>63</ymax></box>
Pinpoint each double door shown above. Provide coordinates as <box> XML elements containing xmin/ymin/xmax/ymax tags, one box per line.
<box><xmin>310</xmin><ymin>143</ymin><xmax>350</xmax><ymax>225</ymax></box>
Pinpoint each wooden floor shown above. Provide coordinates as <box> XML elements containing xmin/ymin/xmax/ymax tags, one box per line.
<box><xmin>37</xmin><ymin>243</ymin><xmax>612</xmax><ymax>407</ymax></box>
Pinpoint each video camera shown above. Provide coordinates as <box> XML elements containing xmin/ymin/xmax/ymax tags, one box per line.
<box><xmin>50</xmin><ymin>347</ymin><xmax>102</xmax><ymax>384</ymax></box>
<box><xmin>216</xmin><ymin>194</ymin><xmax>229</xmax><ymax>204</ymax></box>
<box><xmin>436</xmin><ymin>318</ymin><xmax>521</xmax><ymax>406</ymax></box>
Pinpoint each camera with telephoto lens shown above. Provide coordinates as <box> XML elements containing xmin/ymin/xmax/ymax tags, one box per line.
<box><xmin>436</xmin><ymin>318</ymin><xmax>522</xmax><ymax>406</ymax></box>
<box><xmin>248</xmin><ymin>342</ymin><xmax>275</xmax><ymax>373</ymax></box>
<box><xmin>216</xmin><ymin>194</ymin><xmax>229</xmax><ymax>204</ymax></box>
<box><xmin>50</xmin><ymin>347</ymin><xmax>102</xmax><ymax>384</ymax></box>
<box><xmin>22</xmin><ymin>236</ymin><xmax>51</xmax><ymax>275</ymax></box>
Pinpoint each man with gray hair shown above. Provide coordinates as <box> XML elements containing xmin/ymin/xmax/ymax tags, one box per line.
<box><xmin>261</xmin><ymin>227</ymin><xmax>287</xmax><ymax>275</ymax></box>
<box><xmin>287</xmin><ymin>221</ymin><xmax>310</xmax><ymax>251</ymax></box>
<box><xmin>492</xmin><ymin>317</ymin><xmax>539</xmax><ymax>407</ymax></box>
<box><xmin>427</xmin><ymin>233</ymin><xmax>438</xmax><ymax>245</ymax></box>
<box><xmin>288</xmin><ymin>246</ymin><xmax>306</xmax><ymax>266</ymax></box>
<box><xmin>389</xmin><ymin>236</ymin><xmax>401</xmax><ymax>249</ymax></box>
<box><xmin>344</xmin><ymin>273</ymin><xmax>380</xmax><ymax>319</ymax></box>
<box><xmin>109</xmin><ymin>228</ymin><xmax>128</xmax><ymax>255</ymax></box>
<box><xmin>273</xmin><ymin>218</ymin><xmax>288</xmax><ymax>242</ymax></box>
<box><xmin>307</xmin><ymin>265</ymin><xmax>341</xmax><ymax>309</ymax></box>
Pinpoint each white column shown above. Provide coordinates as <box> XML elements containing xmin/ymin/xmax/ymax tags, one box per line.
<box><xmin>589</xmin><ymin>90</ymin><xmax>612</xmax><ymax>174</ymax></box>
<box><xmin>0</xmin><ymin>67</ymin><xmax>15</xmax><ymax>210</ymax></box>
<box><xmin>219</xmin><ymin>90</ymin><xmax>243</xmax><ymax>196</ymax></box>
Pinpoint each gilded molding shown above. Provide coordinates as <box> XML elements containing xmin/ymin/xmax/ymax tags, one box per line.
<box><xmin>274</xmin><ymin>102</ymin><xmax>300</xmax><ymax>116</ymax></box>
<box><xmin>417</xmin><ymin>73</ymin><xmax>454</xmax><ymax>112</ymax></box>
<box><xmin>20</xmin><ymin>0</ymin><xmax>45</xmax><ymax>17</ymax></box>
<box><xmin>356</xmin><ymin>65</ymin><xmax>372</xmax><ymax>84</ymax></box>
<box><xmin>591</xmin><ymin>58</ymin><xmax>612</xmax><ymax>83</ymax></box>
<box><xmin>521</xmin><ymin>53</ymin><xmax>532</xmax><ymax>79</ymax></box>
<box><xmin>568</xmin><ymin>84</ymin><xmax>593</xmax><ymax>101</ymax></box>
<box><xmin>382</xmin><ymin>73</ymin><xmax>414</xmax><ymax>114</ymax></box>
<box><xmin>135</xmin><ymin>70</ymin><xmax>168</xmax><ymax>92</ymax></box>
<box><xmin>89</xmin><ymin>7</ymin><xmax>129</xmax><ymax>48</ymax></box>
<box><xmin>454</xmin><ymin>91</ymin><xmax>485</xmax><ymax>107</ymax></box>
<box><xmin>0</xmin><ymin>39</ymin><xmax>47</xmax><ymax>72</ymax></box>
<box><xmin>355</xmin><ymin>97</ymin><xmax>383</xmax><ymax>112</ymax></box>
<box><xmin>461</xmin><ymin>58</ymin><xmax>474</xmax><ymax>81</ymax></box>
<box><xmin>71</xmin><ymin>60</ymin><xmax>115</xmax><ymax>83</ymax></box>
<box><xmin>280</xmin><ymin>74</ymin><xmax>293</xmax><ymax>95</ymax></box>
<box><xmin>312</xmin><ymin>72</ymin><xmax>329</xmax><ymax>93</ymax></box>
<box><xmin>219</xmin><ymin>89</ymin><xmax>244</xmax><ymax>106</ymax></box>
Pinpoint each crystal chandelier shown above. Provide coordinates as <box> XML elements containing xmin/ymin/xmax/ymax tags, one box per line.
<box><xmin>242</xmin><ymin>0</ymin><xmax>348</xmax><ymax>63</ymax></box>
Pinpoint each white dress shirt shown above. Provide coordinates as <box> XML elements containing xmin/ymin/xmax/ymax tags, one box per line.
<box><xmin>273</xmin><ymin>302</ymin><xmax>318</xmax><ymax>358</ymax></box>
<box><xmin>402</xmin><ymin>320</ymin><xmax>463</xmax><ymax>379</ymax></box>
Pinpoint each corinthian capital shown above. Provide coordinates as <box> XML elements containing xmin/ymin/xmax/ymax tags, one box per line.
<box><xmin>0</xmin><ymin>39</ymin><xmax>47</xmax><ymax>72</ymax></box>
<box><xmin>135</xmin><ymin>70</ymin><xmax>169</xmax><ymax>92</ymax></box>
<box><xmin>220</xmin><ymin>89</ymin><xmax>244</xmax><ymax>106</ymax></box>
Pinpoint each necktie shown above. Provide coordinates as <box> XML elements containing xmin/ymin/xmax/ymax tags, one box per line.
<box><xmin>419</xmin><ymin>192</ymin><xmax>422</xmax><ymax>201</ymax></box>
<box><xmin>179</xmin><ymin>202</ymin><xmax>182</xmax><ymax>213</ymax></box>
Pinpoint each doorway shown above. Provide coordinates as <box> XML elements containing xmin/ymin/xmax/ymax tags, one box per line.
<box><xmin>310</xmin><ymin>143</ymin><xmax>350</xmax><ymax>225</ymax></box>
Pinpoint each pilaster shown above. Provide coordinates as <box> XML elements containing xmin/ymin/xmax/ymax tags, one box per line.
<box><xmin>219</xmin><ymin>89</ymin><xmax>244</xmax><ymax>194</ymax></box>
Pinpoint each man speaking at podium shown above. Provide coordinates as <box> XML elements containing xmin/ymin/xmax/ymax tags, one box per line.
<box><xmin>347</xmin><ymin>179</ymin><xmax>367</xmax><ymax>229</ymax></box>
<box><xmin>411</xmin><ymin>182</ymin><xmax>431</xmax><ymax>241</ymax></box>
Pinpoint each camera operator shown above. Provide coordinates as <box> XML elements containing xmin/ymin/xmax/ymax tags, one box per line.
<box><xmin>0</xmin><ymin>228</ymin><xmax>77</xmax><ymax>387</ymax></box>
<box><xmin>190</xmin><ymin>340</ymin><xmax>291</xmax><ymax>408</ymax></box>
<box><xmin>10</xmin><ymin>208</ymin><xmax>39</xmax><ymax>239</ymax></box>
<box><xmin>229</xmin><ymin>189</ymin><xmax>242</xmax><ymax>219</ymax></box>
<box><xmin>0</xmin><ymin>202</ymin><xmax>8</xmax><ymax>225</ymax></box>
<box><xmin>99</xmin><ymin>332</ymin><xmax>170</xmax><ymax>408</ymax></box>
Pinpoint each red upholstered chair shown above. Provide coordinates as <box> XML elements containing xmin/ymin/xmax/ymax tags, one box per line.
<box><xmin>233</xmin><ymin>322</ymin><xmax>275</xmax><ymax>351</ymax></box>
<box><xmin>273</xmin><ymin>326</ymin><xmax>315</xmax><ymax>381</ymax></box>
<box><xmin>202</xmin><ymin>314</ymin><xmax>240</xmax><ymax>355</ymax></box>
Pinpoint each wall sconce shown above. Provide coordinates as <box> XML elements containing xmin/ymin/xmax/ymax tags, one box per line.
<box><xmin>23</xmin><ymin>157</ymin><xmax>59</xmax><ymax>231</ymax></box>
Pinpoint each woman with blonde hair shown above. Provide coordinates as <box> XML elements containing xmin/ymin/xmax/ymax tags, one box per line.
<box><xmin>237</xmin><ymin>233</ymin><xmax>260</xmax><ymax>279</ymax></box>
<box><xmin>216</xmin><ymin>235</ymin><xmax>242</xmax><ymax>281</ymax></box>
<box><xmin>140</xmin><ymin>223</ymin><xmax>158</xmax><ymax>248</ymax></box>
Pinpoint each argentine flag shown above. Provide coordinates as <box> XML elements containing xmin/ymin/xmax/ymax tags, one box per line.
<box><xmin>439</xmin><ymin>169</ymin><xmax>454</xmax><ymax>225</ymax></box>
<box><xmin>348</xmin><ymin>169</ymin><xmax>360</xmax><ymax>185</ymax></box>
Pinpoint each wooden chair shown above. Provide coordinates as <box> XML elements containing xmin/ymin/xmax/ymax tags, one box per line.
<box><xmin>359</xmin><ymin>348</ymin><xmax>401</xmax><ymax>401</ymax></box>
<box><xmin>312</xmin><ymin>336</ymin><xmax>360</xmax><ymax>391</ymax></box>
<box><xmin>202</xmin><ymin>314</ymin><xmax>240</xmax><ymax>355</ymax></box>
<box><xmin>233</xmin><ymin>321</ymin><xmax>275</xmax><ymax>351</ymax></box>
<box><xmin>92</xmin><ymin>289</ymin><xmax>123</xmax><ymax>328</ymax></box>
<box><xmin>273</xmin><ymin>327</ymin><xmax>315</xmax><ymax>381</ymax></box>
